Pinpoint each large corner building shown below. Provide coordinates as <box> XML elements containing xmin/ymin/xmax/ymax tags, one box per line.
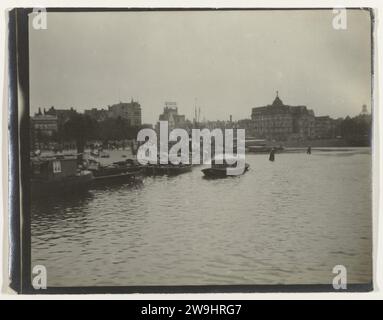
<box><xmin>251</xmin><ymin>92</ymin><xmax>316</xmax><ymax>141</ymax></box>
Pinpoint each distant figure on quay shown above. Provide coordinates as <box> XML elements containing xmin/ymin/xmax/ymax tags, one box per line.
<box><xmin>307</xmin><ymin>146</ymin><xmax>311</xmax><ymax>154</ymax></box>
<box><xmin>269</xmin><ymin>148</ymin><xmax>275</xmax><ymax>162</ymax></box>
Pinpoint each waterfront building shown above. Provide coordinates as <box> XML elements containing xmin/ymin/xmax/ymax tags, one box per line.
<box><xmin>31</xmin><ymin>111</ymin><xmax>58</xmax><ymax>137</ymax></box>
<box><xmin>251</xmin><ymin>92</ymin><xmax>315</xmax><ymax>141</ymax></box>
<box><xmin>107</xmin><ymin>99</ymin><xmax>142</xmax><ymax>126</ymax></box>
<box><xmin>360</xmin><ymin>104</ymin><xmax>369</xmax><ymax>116</ymax></box>
<box><xmin>205</xmin><ymin>120</ymin><xmax>229</xmax><ymax>130</ymax></box>
<box><xmin>44</xmin><ymin>106</ymin><xmax>77</xmax><ymax>127</ymax></box>
<box><xmin>158</xmin><ymin>102</ymin><xmax>187</xmax><ymax>130</ymax></box>
<box><xmin>236</xmin><ymin>119</ymin><xmax>256</xmax><ymax>136</ymax></box>
<box><xmin>314</xmin><ymin>116</ymin><xmax>335</xmax><ymax>139</ymax></box>
<box><xmin>30</xmin><ymin>109</ymin><xmax>59</xmax><ymax>148</ymax></box>
<box><xmin>84</xmin><ymin>108</ymin><xmax>109</xmax><ymax>122</ymax></box>
<box><xmin>353</xmin><ymin>104</ymin><xmax>372</xmax><ymax>144</ymax></box>
<box><xmin>358</xmin><ymin>104</ymin><xmax>372</xmax><ymax>125</ymax></box>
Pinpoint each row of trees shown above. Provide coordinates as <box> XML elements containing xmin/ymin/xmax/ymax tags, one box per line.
<box><xmin>340</xmin><ymin>115</ymin><xmax>371</xmax><ymax>138</ymax></box>
<box><xmin>45</xmin><ymin>114</ymin><xmax>144</xmax><ymax>154</ymax></box>
<box><xmin>338</xmin><ymin>115</ymin><xmax>371</xmax><ymax>146</ymax></box>
<box><xmin>33</xmin><ymin>112</ymin><xmax>372</xmax><ymax>154</ymax></box>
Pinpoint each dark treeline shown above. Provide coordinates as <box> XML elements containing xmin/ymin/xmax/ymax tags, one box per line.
<box><xmin>338</xmin><ymin>114</ymin><xmax>371</xmax><ymax>146</ymax></box>
<box><xmin>33</xmin><ymin>112</ymin><xmax>372</xmax><ymax>154</ymax></box>
<box><xmin>50</xmin><ymin>114</ymin><xmax>143</xmax><ymax>153</ymax></box>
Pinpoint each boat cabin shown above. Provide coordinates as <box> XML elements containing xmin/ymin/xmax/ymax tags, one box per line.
<box><xmin>31</xmin><ymin>155</ymin><xmax>79</xmax><ymax>180</ymax></box>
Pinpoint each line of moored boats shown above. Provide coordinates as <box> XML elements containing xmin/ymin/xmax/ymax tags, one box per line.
<box><xmin>30</xmin><ymin>151</ymin><xmax>250</xmax><ymax>198</ymax></box>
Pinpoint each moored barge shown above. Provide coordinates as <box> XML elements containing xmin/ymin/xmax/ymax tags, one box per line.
<box><xmin>31</xmin><ymin>154</ymin><xmax>93</xmax><ymax>198</ymax></box>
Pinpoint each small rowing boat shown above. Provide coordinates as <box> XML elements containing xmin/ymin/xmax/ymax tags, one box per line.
<box><xmin>202</xmin><ymin>162</ymin><xmax>249</xmax><ymax>178</ymax></box>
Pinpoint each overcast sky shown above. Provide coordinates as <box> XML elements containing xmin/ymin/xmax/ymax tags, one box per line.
<box><xmin>29</xmin><ymin>10</ymin><xmax>372</xmax><ymax>124</ymax></box>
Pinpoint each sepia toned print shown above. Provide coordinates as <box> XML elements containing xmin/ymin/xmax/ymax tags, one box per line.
<box><xmin>27</xmin><ymin>9</ymin><xmax>372</xmax><ymax>289</ymax></box>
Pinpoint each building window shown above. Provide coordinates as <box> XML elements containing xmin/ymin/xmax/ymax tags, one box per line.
<box><xmin>53</xmin><ymin>160</ymin><xmax>62</xmax><ymax>173</ymax></box>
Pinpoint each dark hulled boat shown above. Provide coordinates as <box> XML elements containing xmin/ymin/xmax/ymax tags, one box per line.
<box><xmin>202</xmin><ymin>162</ymin><xmax>250</xmax><ymax>178</ymax></box>
<box><xmin>31</xmin><ymin>154</ymin><xmax>94</xmax><ymax>198</ymax></box>
<box><xmin>87</xmin><ymin>158</ymin><xmax>142</xmax><ymax>183</ymax></box>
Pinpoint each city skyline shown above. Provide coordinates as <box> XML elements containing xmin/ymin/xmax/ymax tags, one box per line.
<box><xmin>31</xmin><ymin>92</ymin><xmax>369</xmax><ymax>126</ymax></box>
<box><xmin>29</xmin><ymin>10</ymin><xmax>372</xmax><ymax>124</ymax></box>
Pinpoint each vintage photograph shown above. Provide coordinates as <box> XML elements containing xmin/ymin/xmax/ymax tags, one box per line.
<box><xmin>26</xmin><ymin>9</ymin><xmax>372</xmax><ymax>290</ymax></box>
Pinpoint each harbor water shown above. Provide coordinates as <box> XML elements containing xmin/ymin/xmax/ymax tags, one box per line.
<box><xmin>31</xmin><ymin>148</ymin><xmax>372</xmax><ymax>286</ymax></box>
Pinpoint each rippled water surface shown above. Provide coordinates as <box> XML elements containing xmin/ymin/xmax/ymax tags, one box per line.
<box><xmin>31</xmin><ymin>148</ymin><xmax>372</xmax><ymax>286</ymax></box>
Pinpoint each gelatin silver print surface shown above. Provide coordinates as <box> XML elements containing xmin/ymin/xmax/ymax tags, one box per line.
<box><xmin>28</xmin><ymin>9</ymin><xmax>372</xmax><ymax>289</ymax></box>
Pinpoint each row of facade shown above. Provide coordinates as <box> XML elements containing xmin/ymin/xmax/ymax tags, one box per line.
<box><xmin>31</xmin><ymin>94</ymin><xmax>369</xmax><ymax>144</ymax></box>
<box><xmin>249</xmin><ymin>93</ymin><xmax>339</xmax><ymax>140</ymax></box>
<box><xmin>156</xmin><ymin>94</ymin><xmax>350</xmax><ymax>140</ymax></box>
<box><xmin>31</xmin><ymin>100</ymin><xmax>143</xmax><ymax>138</ymax></box>
<box><xmin>84</xmin><ymin>99</ymin><xmax>142</xmax><ymax>126</ymax></box>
